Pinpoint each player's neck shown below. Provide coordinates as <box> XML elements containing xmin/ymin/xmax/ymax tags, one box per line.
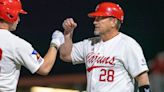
<box><xmin>0</xmin><ymin>22</ymin><xmax>10</xmax><ymax>30</ymax></box>
<box><xmin>101</xmin><ymin>29</ymin><xmax>119</xmax><ymax>42</ymax></box>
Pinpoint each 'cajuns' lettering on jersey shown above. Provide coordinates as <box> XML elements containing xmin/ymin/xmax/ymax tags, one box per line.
<box><xmin>0</xmin><ymin>48</ymin><xmax>2</xmax><ymax>60</ymax></box>
<box><xmin>86</xmin><ymin>52</ymin><xmax>115</xmax><ymax>65</ymax></box>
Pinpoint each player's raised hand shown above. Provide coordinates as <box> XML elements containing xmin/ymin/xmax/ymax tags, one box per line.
<box><xmin>62</xmin><ymin>18</ymin><xmax>77</xmax><ymax>35</ymax></box>
<box><xmin>51</xmin><ymin>30</ymin><xmax>64</xmax><ymax>49</ymax></box>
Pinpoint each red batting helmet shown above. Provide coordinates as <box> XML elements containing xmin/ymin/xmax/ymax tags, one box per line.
<box><xmin>88</xmin><ymin>2</ymin><xmax>124</xmax><ymax>23</ymax></box>
<box><xmin>0</xmin><ymin>0</ymin><xmax>27</xmax><ymax>23</ymax></box>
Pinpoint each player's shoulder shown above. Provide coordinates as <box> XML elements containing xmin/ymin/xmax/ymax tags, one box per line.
<box><xmin>120</xmin><ymin>32</ymin><xmax>141</xmax><ymax>48</ymax></box>
<box><xmin>0</xmin><ymin>30</ymin><xmax>32</xmax><ymax>47</ymax></box>
<box><xmin>84</xmin><ymin>36</ymin><xmax>101</xmax><ymax>46</ymax></box>
<box><xmin>11</xmin><ymin>34</ymin><xmax>32</xmax><ymax>48</ymax></box>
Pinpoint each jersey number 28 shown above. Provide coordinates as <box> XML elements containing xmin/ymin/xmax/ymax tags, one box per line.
<box><xmin>99</xmin><ymin>69</ymin><xmax>114</xmax><ymax>82</ymax></box>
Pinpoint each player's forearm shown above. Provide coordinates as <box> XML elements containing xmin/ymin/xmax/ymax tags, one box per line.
<box><xmin>136</xmin><ymin>72</ymin><xmax>150</xmax><ymax>86</ymax></box>
<box><xmin>60</xmin><ymin>34</ymin><xmax>73</xmax><ymax>62</ymax></box>
<box><xmin>61</xmin><ymin>17</ymin><xmax>77</xmax><ymax>62</ymax></box>
<box><xmin>37</xmin><ymin>47</ymin><xmax>57</xmax><ymax>75</ymax></box>
<box><xmin>135</xmin><ymin>72</ymin><xmax>151</xmax><ymax>92</ymax></box>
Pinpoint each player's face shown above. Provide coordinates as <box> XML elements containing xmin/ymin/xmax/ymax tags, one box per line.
<box><xmin>9</xmin><ymin>17</ymin><xmax>20</xmax><ymax>31</ymax></box>
<box><xmin>93</xmin><ymin>16</ymin><xmax>115</xmax><ymax>35</ymax></box>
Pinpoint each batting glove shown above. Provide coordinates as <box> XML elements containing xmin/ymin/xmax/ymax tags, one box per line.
<box><xmin>51</xmin><ymin>30</ymin><xmax>64</xmax><ymax>49</ymax></box>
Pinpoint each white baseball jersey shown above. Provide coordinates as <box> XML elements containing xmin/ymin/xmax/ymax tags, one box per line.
<box><xmin>0</xmin><ymin>29</ymin><xmax>44</xmax><ymax>92</ymax></box>
<box><xmin>71</xmin><ymin>32</ymin><xmax>148</xmax><ymax>92</ymax></box>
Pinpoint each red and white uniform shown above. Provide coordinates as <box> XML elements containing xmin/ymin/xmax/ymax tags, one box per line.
<box><xmin>0</xmin><ymin>29</ymin><xmax>44</xmax><ymax>92</ymax></box>
<box><xmin>71</xmin><ymin>32</ymin><xmax>148</xmax><ymax>92</ymax></box>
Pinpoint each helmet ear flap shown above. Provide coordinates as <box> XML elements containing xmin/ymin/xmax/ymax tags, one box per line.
<box><xmin>6</xmin><ymin>10</ymin><xmax>18</xmax><ymax>22</ymax></box>
<box><xmin>7</xmin><ymin>12</ymin><xmax>14</xmax><ymax>19</ymax></box>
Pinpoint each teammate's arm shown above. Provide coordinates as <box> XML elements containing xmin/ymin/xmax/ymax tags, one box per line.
<box><xmin>59</xmin><ymin>33</ymin><xmax>73</xmax><ymax>62</ymax></box>
<box><xmin>135</xmin><ymin>72</ymin><xmax>151</xmax><ymax>92</ymax></box>
<box><xmin>37</xmin><ymin>31</ymin><xmax>64</xmax><ymax>75</ymax></box>
<box><xmin>60</xmin><ymin>18</ymin><xmax>77</xmax><ymax>62</ymax></box>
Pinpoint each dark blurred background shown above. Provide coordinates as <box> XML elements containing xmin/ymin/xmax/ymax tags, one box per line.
<box><xmin>13</xmin><ymin>0</ymin><xmax>164</xmax><ymax>91</ymax></box>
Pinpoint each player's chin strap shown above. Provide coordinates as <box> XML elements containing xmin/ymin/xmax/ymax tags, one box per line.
<box><xmin>139</xmin><ymin>85</ymin><xmax>151</xmax><ymax>92</ymax></box>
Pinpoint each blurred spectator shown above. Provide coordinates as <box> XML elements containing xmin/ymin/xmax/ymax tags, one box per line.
<box><xmin>149</xmin><ymin>51</ymin><xmax>164</xmax><ymax>92</ymax></box>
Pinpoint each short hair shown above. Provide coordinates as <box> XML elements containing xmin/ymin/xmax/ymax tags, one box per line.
<box><xmin>116</xmin><ymin>19</ymin><xmax>121</xmax><ymax>30</ymax></box>
<box><xmin>109</xmin><ymin>16</ymin><xmax>121</xmax><ymax>30</ymax></box>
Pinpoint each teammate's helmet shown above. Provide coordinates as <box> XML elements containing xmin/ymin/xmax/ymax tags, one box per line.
<box><xmin>0</xmin><ymin>0</ymin><xmax>27</xmax><ymax>23</ymax></box>
<box><xmin>88</xmin><ymin>2</ymin><xmax>124</xmax><ymax>23</ymax></box>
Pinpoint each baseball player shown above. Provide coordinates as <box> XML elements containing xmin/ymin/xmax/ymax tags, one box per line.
<box><xmin>0</xmin><ymin>0</ymin><xmax>64</xmax><ymax>92</ymax></box>
<box><xmin>60</xmin><ymin>2</ymin><xmax>151</xmax><ymax>92</ymax></box>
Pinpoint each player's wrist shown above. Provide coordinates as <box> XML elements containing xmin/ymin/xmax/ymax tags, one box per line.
<box><xmin>139</xmin><ymin>85</ymin><xmax>151</xmax><ymax>92</ymax></box>
<box><xmin>50</xmin><ymin>39</ymin><xmax>61</xmax><ymax>50</ymax></box>
<box><xmin>64</xmin><ymin>31</ymin><xmax>73</xmax><ymax>38</ymax></box>
<box><xmin>50</xmin><ymin>43</ymin><xmax>58</xmax><ymax>50</ymax></box>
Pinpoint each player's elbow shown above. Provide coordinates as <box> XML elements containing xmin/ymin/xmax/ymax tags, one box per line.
<box><xmin>37</xmin><ymin>69</ymin><xmax>50</xmax><ymax>75</ymax></box>
<box><xmin>60</xmin><ymin>54</ymin><xmax>72</xmax><ymax>63</ymax></box>
<box><xmin>36</xmin><ymin>65</ymin><xmax>51</xmax><ymax>75</ymax></box>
